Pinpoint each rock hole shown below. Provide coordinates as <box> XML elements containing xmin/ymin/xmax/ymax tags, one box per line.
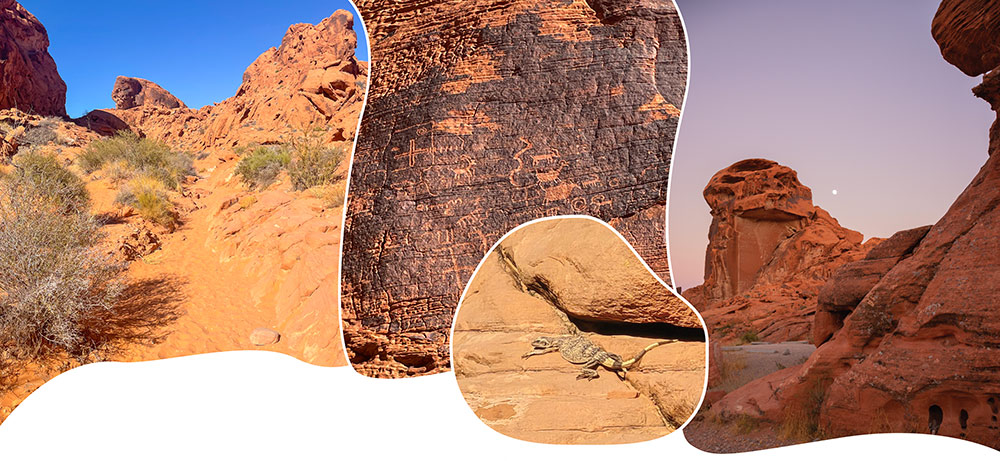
<box><xmin>960</xmin><ymin>409</ymin><xmax>969</xmax><ymax>430</ymax></box>
<box><xmin>928</xmin><ymin>405</ymin><xmax>943</xmax><ymax>434</ymax></box>
<box><xmin>988</xmin><ymin>397</ymin><xmax>997</xmax><ymax>414</ymax></box>
<box><xmin>719</xmin><ymin>174</ymin><xmax>744</xmax><ymax>184</ymax></box>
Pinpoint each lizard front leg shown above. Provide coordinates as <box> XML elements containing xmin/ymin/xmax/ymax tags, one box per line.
<box><xmin>522</xmin><ymin>346</ymin><xmax>557</xmax><ymax>359</ymax></box>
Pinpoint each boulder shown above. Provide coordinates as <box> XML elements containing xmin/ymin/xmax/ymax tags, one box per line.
<box><xmin>111</xmin><ymin>76</ymin><xmax>186</xmax><ymax>110</ymax></box>
<box><xmin>250</xmin><ymin>328</ymin><xmax>280</xmax><ymax>346</ymax></box>
<box><xmin>0</xmin><ymin>0</ymin><xmax>66</xmax><ymax>116</ymax></box>
<box><xmin>498</xmin><ymin>218</ymin><xmax>700</xmax><ymax>328</ymax></box>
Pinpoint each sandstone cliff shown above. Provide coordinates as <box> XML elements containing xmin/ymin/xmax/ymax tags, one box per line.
<box><xmin>0</xmin><ymin>0</ymin><xmax>66</xmax><ymax>116</ymax></box>
<box><xmin>706</xmin><ymin>0</ymin><xmax>1000</xmax><ymax>449</ymax></box>
<box><xmin>342</xmin><ymin>0</ymin><xmax>688</xmax><ymax>378</ymax></box>
<box><xmin>684</xmin><ymin>159</ymin><xmax>871</xmax><ymax>343</ymax></box>
<box><xmin>81</xmin><ymin>9</ymin><xmax>367</xmax><ymax>152</ymax></box>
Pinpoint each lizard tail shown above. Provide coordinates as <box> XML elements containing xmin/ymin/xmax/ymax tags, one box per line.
<box><xmin>621</xmin><ymin>340</ymin><xmax>679</xmax><ymax>368</ymax></box>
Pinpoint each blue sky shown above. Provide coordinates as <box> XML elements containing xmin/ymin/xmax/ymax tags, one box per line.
<box><xmin>19</xmin><ymin>1</ymin><xmax>369</xmax><ymax>117</ymax></box>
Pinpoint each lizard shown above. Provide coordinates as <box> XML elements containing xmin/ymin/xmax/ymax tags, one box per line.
<box><xmin>521</xmin><ymin>334</ymin><xmax>677</xmax><ymax>380</ymax></box>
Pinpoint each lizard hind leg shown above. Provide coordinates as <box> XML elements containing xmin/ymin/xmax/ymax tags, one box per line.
<box><xmin>576</xmin><ymin>367</ymin><xmax>600</xmax><ymax>380</ymax></box>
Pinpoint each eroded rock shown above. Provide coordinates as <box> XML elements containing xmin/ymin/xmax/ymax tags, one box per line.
<box><xmin>112</xmin><ymin>76</ymin><xmax>186</xmax><ymax>110</ymax></box>
<box><xmin>0</xmin><ymin>0</ymin><xmax>66</xmax><ymax>116</ymax></box>
<box><xmin>686</xmin><ymin>159</ymin><xmax>870</xmax><ymax>343</ymax></box>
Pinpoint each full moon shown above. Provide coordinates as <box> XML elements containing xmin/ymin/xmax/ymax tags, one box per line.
<box><xmin>832</xmin><ymin>189</ymin><xmax>838</xmax><ymax>195</ymax></box>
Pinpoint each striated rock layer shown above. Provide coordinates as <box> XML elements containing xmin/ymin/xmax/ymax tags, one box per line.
<box><xmin>683</xmin><ymin>159</ymin><xmax>872</xmax><ymax>343</ymax></box>
<box><xmin>0</xmin><ymin>0</ymin><xmax>66</xmax><ymax>116</ymax></box>
<box><xmin>112</xmin><ymin>76</ymin><xmax>186</xmax><ymax>110</ymax></box>
<box><xmin>343</xmin><ymin>0</ymin><xmax>687</xmax><ymax>378</ymax></box>
<box><xmin>710</xmin><ymin>0</ymin><xmax>1000</xmax><ymax>449</ymax></box>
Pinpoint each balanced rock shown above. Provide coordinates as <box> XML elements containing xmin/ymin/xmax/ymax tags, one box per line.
<box><xmin>111</xmin><ymin>76</ymin><xmax>186</xmax><ymax>110</ymax></box>
<box><xmin>0</xmin><ymin>0</ymin><xmax>66</xmax><ymax>116</ymax></box>
<box><xmin>689</xmin><ymin>159</ymin><xmax>869</xmax><ymax>343</ymax></box>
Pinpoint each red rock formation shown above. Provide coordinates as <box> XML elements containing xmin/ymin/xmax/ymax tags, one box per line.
<box><xmin>84</xmin><ymin>9</ymin><xmax>366</xmax><ymax>153</ymax></box>
<box><xmin>710</xmin><ymin>1</ymin><xmax>1000</xmax><ymax>449</ymax></box>
<box><xmin>686</xmin><ymin>159</ymin><xmax>870</xmax><ymax>343</ymax></box>
<box><xmin>343</xmin><ymin>0</ymin><xmax>687</xmax><ymax>378</ymax></box>
<box><xmin>112</xmin><ymin>76</ymin><xmax>186</xmax><ymax>110</ymax></box>
<box><xmin>812</xmin><ymin>225</ymin><xmax>930</xmax><ymax>345</ymax></box>
<box><xmin>0</xmin><ymin>0</ymin><xmax>66</xmax><ymax>116</ymax></box>
<box><xmin>931</xmin><ymin>0</ymin><xmax>1000</xmax><ymax>76</ymax></box>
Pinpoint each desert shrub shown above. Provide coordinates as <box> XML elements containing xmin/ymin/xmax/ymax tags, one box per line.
<box><xmin>9</xmin><ymin>150</ymin><xmax>90</xmax><ymax>212</ymax></box>
<box><xmin>288</xmin><ymin>137</ymin><xmax>345</xmax><ymax>191</ymax></box>
<box><xmin>79</xmin><ymin>130</ymin><xmax>192</xmax><ymax>189</ymax></box>
<box><xmin>0</xmin><ymin>174</ymin><xmax>124</xmax><ymax>363</ymax></box>
<box><xmin>235</xmin><ymin>145</ymin><xmax>291</xmax><ymax>190</ymax></box>
<box><xmin>740</xmin><ymin>330</ymin><xmax>760</xmax><ymax>344</ymax></box>
<box><xmin>115</xmin><ymin>175</ymin><xmax>175</xmax><ymax>228</ymax></box>
<box><xmin>18</xmin><ymin>117</ymin><xmax>63</xmax><ymax>146</ymax></box>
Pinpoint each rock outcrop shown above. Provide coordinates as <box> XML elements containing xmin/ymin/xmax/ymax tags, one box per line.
<box><xmin>499</xmin><ymin>219</ymin><xmax>701</xmax><ymax>328</ymax></box>
<box><xmin>685</xmin><ymin>159</ymin><xmax>871</xmax><ymax>343</ymax></box>
<box><xmin>931</xmin><ymin>0</ymin><xmax>1000</xmax><ymax>76</ymax></box>
<box><xmin>709</xmin><ymin>1</ymin><xmax>1000</xmax><ymax>449</ymax></box>
<box><xmin>342</xmin><ymin>0</ymin><xmax>688</xmax><ymax>378</ymax></box>
<box><xmin>453</xmin><ymin>218</ymin><xmax>704</xmax><ymax>443</ymax></box>
<box><xmin>812</xmin><ymin>225</ymin><xmax>930</xmax><ymax>345</ymax></box>
<box><xmin>84</xmin><ymin>9</ymin><xmax>366</xmax><ymax>152</ymax></box>
<box><xmin>0</xmin><ymin>0</ymin><xmax>66</xmax><ymax>116</ymax></box>
<box><xmin>111</xmin><ymin>76</ymin><xmax>186</xmax><ymax>110</ymax></box>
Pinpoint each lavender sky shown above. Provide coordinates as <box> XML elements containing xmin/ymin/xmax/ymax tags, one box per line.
<box><xmin>668</xmin><ymin>0</ymin><xmax>994</xmax><ymax>291</ymax></box>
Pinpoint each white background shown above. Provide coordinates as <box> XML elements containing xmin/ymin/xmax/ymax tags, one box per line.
<box><xmin>0</xmin><ymin>352</ymin><xmax>995</xmax><ymax>460</ymax></box>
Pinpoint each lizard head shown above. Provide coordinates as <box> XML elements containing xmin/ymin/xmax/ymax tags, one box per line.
<box><xmin>530</xmin><ymin>337</ymin><xmax>557</xmax><ymax>349</ymax></box>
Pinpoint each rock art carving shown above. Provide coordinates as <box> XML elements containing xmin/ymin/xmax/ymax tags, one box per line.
<box><xmin>343</xmin><ymin>0</ymin><xmax>689</xmax><ymax>377</ymax></box>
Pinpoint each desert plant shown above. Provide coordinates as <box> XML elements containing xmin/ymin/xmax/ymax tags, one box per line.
<box><xmin>18</xmin><ymin>117</ymin><xmax>63</xmax><ymax>146</ymax></box>
<box><xmin>740</xmin><ymin>330</ymin><xmax>760</xmax><ymax>344</ymax></box>
<box><xmin>0</xmin><ymin>173</ymin><xmax>125</xmax><ymax>363</ymax></box>
<box><xmin>287</xmin><ymin>137</ymin><xmax>344</xmax><ymax>191</ymax></box>
<box><xmin>235</xmin><ymin>145</ymin><xmax>291</xmax><ymax>190</ymax></box>
<box><xmin>115</xmin><ymin>175</ymin><xmax>175</xmax><ymax>228</ymax></box>
<box><xmin>9</xmin><ymin>150</ymin><xmax>90</xmax><ymax>212</ymax></box>
<box><xmin>79</xmin><ymin>130</ymin><xmax>193</xmax><ymax>189</ymax></box>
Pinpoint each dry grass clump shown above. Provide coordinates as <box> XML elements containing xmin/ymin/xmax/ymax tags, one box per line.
<box><xmin>115</xmin><ymin>175</ymin><xmax>175</xmax><ymax>228</ymax></box>
<box><xmin>0</xmin><ymin>171</ymin><xmax>124</xmax><ymax>367</ymax></box>
<box><xmin>79</xmin><ymin>130</ymin><xmax>192</xmax><ymax>189</ymax></box>
<box><xmin>17</xmin><ymin>117</ymin><xmax>65</xmax><ymax>147</ymax></box>
<box><xmin>79</xmin><ymin>131</ymin><xmax>191</xmax><ymax>228</ymax></box>
<box><xmin>235</xmin><ymin>145</ymin><xmax>291</xmax><ymax>190</ymax></box>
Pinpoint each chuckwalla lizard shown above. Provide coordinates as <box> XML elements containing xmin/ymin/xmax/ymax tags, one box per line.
<box><xmin>521</xmin><ymin>334</ymin><xmax>677</xmax><ymax>380</ymax></box>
